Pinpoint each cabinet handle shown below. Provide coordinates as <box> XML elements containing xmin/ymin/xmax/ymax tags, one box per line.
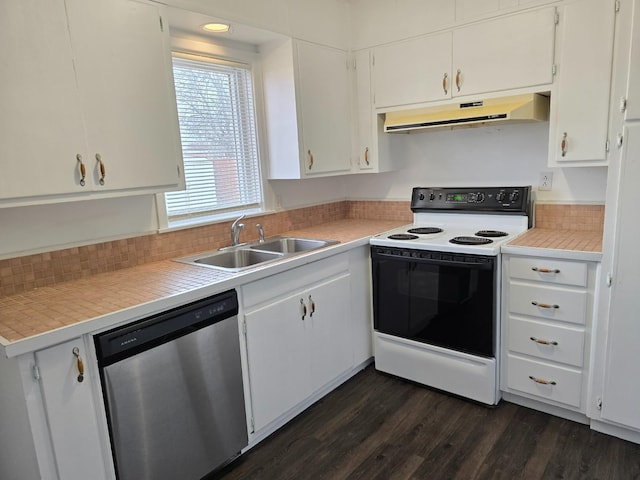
<box><xmin>300</xmin><ymin>298</ymin><xmax>307</xmax><ymax>320</ymax></box>
<box><xmin>455</xmin><ymin>69</ymin><xmax>461</xmax><ymax>92</ymax></box>
<box><xmin>531</xmin><ymin>267</ymin><xmax>560</xmax><ymax>274</ymax></box>
<box><xmin>529</xmin><ymin>375</ymin><xmax>556</xmax><ymax>386</ymax></box>
<box><xmin>531</xmin><ymin>301</ymin><xmax>559</xmax><ymax>309</ymax></box>
<box><xmin>72</xmin><ymin>347</ymin><xmax>84</xmax><ymax>383</ymax></box>
<box><xmin>76</xmin><ymin>154</ymin><xmax>86</xmax><ymax>187</ymax></box>
<box><xmin>530</xmin><ymin>336</ymin><xmax>558</xmax><ymax>346</ymax></box>
<box><xmin>96</xmin><ymin>153</ymin><xmax>106</xmax><ymax>185</ymax></box>
<box><xmin>307</xmin><ymin>149</ymin><xmax>314</xmax><ymax>170</ymax></box>
<box><xmin>442</xmin><ymin>72</ymin><xmax>448</xmax><ymax>95</ymax></box>
<box><xmin>309</xmin><ymin>295</ymin><xmax>316</xmax><ymax>317</ymax></box>
<box><xmin>561</xmin><ymin>132</ymin><xmax>568</xmax><ymax>157</ymax></box>
<box><xmin>364</xmin><ymin>147</ymin><xmax>370</xmax><ymax>166</ymax></box>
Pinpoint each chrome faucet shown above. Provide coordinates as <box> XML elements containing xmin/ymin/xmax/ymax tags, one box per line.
<box><xmin>256</xmin><ymin>223</ymin><xmax>265</xmax><ymax>243</ymax></box>
<box><xmin>231</xmin><ymin>214</ymin><xmax>245</xmax><ymax>246</ymax></box>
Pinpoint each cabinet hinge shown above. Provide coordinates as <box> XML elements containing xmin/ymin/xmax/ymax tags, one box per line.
<box><xmin>32</xmin><ymin>364</ymin><xmax>41</xmax><ymax>381</ymax></box>
<box><xmin>615</xmin><ymin>1</ymin><xmax>620</xmax><ymax>13</ymax></box>
<box><xmin>250</xmin><ymin>416</ymin><xmax>255</xmax><ymax>433</ymax></box>
<box><xmin>177</xmin><ymin>165</ymin><xmax>181</xmax><ymax>178</ymax></box>
<box><xmin>617</xmin><ymin>133</ymin><xmax>624</xmax><ymax>148</ymax></box>
<box><xmin>596</xmin><ymin>397</ymin><xmax>603</xmax><ymax>410</ymax></box>
<box><xmin>606</xmin><ymin>273</ymin><xmax>613</xmax><ymax>287</ymax></box>
<box><xmin>552</xmin><ymin>64</ymin><xmax>557</xmax><ymax>76</ymax></box>
<box><xmin>159</xmin><ymin>16</ymin><xmax>164</xmax><ymax>32</ymax></box>
<box><xmin>620</xmin><ymin>97</ymin><xmax>628</xmax><ymax>112</ymax></box>
<box><xmin>242</xmin><ymin>320</ymin><xmax>247</xmax><ymax>336</ymax></box>
<box><xmin>554</xmin><ymin>10</ymin><xmax>560</xmax><ymax>25</ymax></box>
<box><xmin>605</xmin><ymin>139</ymin><xmax>610</xmax><ymax>152</ymax></box>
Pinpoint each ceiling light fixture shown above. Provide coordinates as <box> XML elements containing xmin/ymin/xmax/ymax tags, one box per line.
<box><xmin>201</xmin><ymin>23</ymin><xmax>231</xmax><ymax>33</ymax></box>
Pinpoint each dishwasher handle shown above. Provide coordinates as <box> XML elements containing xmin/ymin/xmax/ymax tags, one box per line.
<box><xmin>95</xmin><ymin>290</ymin><xmax>238</xmax><ymax>367</ymax></box>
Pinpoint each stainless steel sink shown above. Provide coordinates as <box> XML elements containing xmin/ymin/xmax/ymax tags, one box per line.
<box><xmin>174</xmin><ymin>236</ymin><xmax>339</xmax><ymax>272</ymax></box>
<box><xmin>249</xmin><ymin>237</ymin><xmax>338</xmax><ymax>254</ymax></box>
<box><xmin>175</xmin><ymin>249</ymin><xmax>283</xmax><ymax>271</ymax></box>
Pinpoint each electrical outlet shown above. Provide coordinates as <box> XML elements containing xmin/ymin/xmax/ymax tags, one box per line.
<box><xmin>539</xmin><ymin>171</ymin><xmax>553</xmax><ymax>191</ymax></box>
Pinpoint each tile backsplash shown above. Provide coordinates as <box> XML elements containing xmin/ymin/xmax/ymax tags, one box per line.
<box><xmin>0</xmin><ymin>200</ymin><xmax>410</xmax><ymax>296</ymax></box>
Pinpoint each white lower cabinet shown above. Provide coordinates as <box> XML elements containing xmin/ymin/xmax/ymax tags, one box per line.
<box><xmin>0</xmin><ymin>337</ymin><xmax>112</xmax><ymax>480</ymax></box>
<box><xmin>501</xmin><ymin>254</ymin><xmax>597</xmax><ymax>416</ymax></box>
<box><xmin>240</xmin><ymin>251</ymin><xmax>370</xmax><ymax>439</ymax></box>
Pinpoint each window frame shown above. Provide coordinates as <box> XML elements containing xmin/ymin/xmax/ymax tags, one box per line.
<box><xmin>157</xmin><ymin>39</ymin><xmax>274</xmax><ymax>232</ymax></box>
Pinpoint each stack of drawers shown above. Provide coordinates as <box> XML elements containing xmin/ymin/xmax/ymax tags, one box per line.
<box><xmin>502</xmin><ymin>255</ymin><xmax>594</xmax><ymax>411</ymax></box>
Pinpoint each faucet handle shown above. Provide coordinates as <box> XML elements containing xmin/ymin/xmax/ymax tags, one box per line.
<box><xmin>256</xmin><ymin>223</ymin><xmax>265</xmax><ymax>243</ymax></box>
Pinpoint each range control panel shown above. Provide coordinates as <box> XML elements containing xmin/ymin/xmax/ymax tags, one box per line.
<box><xmin>411</xmin><ymin>186</ymin><xmax>531</xmax><ymax>215</ymax></box>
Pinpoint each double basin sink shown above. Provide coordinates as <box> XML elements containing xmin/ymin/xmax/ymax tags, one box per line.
<box><xmin>174</xmin><ymin>236</ymin><xmax>339</xmax><ymax>272</ymax></box>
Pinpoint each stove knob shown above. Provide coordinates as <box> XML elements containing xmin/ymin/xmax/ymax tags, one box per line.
<box><xmin>496</xmin><ymin>192</ymin><xmax>506</xmax><ymax>202</ymax></box>
<box><xmin>476</xmin><ymin>193</ymin><xmax>485</xmax><ymax>203</ymax></box>
<box><xmin>510</xmin><ymin>190</ymin><xmax>520</xmax><ymax>202</ymax></box>
<box><xmin>419</xmin><ymin>193</ymin><xmax>425</xmax><ymax>200</ymax></box>
<box><xmin>429</xmin><ymin>192</ymin><xmax>436</xmax><ymax>201</ymax></box>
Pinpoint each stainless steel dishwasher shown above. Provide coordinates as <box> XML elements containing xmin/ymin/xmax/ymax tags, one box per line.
<box><xmin>95</xmin><ymin>289</ymin><xmax>247</xmax><ymax>480</ymax></box>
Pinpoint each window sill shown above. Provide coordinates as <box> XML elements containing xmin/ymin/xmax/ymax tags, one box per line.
<box><xmin>158</xmin><ymin>208</ymin><xmax>276</xmax><ymax>234</ymax></box>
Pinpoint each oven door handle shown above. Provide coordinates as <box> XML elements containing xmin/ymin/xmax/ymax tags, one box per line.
<box><xmin>372</xmin><ymin>251</ymin><xmax>495</xmax><ymax>270</ymax></box>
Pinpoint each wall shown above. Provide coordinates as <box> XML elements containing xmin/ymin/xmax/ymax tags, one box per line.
<box><xmin>344</xmin><ymin>122</ymin><xmax>608</xmax><ymax>203</ymax></box>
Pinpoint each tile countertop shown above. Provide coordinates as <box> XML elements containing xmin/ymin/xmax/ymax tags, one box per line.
<box><xmin>502</xmin><ymin>227</ymin><xmax>603</xmax><ymax>262</ymax></box>
<box><xmin>0</xmin><ymin>219</ymin><xmax>404</xmax><ymax>357</ymax></box>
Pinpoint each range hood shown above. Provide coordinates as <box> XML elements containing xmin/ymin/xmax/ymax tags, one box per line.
<box><xmin>384</xmin><ymin>93</ymin><xmax>549</xmax><ymax>133</ymax></box>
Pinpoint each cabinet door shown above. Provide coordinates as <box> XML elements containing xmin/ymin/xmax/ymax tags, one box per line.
<box><xmin>453</xmin><ymin>7</ymin><xmax>556</xmax><ymax>97</ymax></box>
<box><xmin>372</xmin><ymin>32</ymin><xmax>452</xmax><ymax>108</ymax></box>
<box><xmin>295</xmin><ymin>41</ymin><xmax>351</xmax><ymax>176</ymax></box>
<box><xmin>549</xmin><ymin>0</ymin><xmax>616</xmax><ymax>165</ymax></box>
<box><xmin>0</xmin><ymin>0</ymin><xmax>88</xmax><ymax>201</ymax></box>
<box><xmin>626</xmin><ymin>0</ymin><xmax>640</xmax><ymax>120</ymax></box>
<box><xmin>307</xmin><ymin>274</ymin><xmax>352</xmax><ymax>391</ymax></box>
<box><xmin>244</xmin><ymin>292</ymin><xmax>311</xmax><ymax>432</ymax></box>
<box><xmin>354</xmin><ymin>50</ymin><xmax>375</xmax><ymax>171</ymax></box>
<box><xmin>35</xmin><ymin>339</ymin><xmax>109</xmax><ymax>480</ymax></box>
<box><xmin>65</xmin><ymin>0</ymin><xmax>182</xmax><ymax>191</ymax></box>
<box><xmin>600</xmin><ymin>123</ymin><xmax>640</xmax><ymax>430</ymax></box>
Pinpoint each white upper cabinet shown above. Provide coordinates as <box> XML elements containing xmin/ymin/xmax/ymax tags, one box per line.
<box><xmin>65</xmin><ymin>0</ymin><xmax>183</xmax><ymax>192</ymax></box>
<box><xmin>372</xmin><ymin>32</ymin><xmax>452</xmax><ymax>109</ymax></box>
<box><xmin>263</xmin><ymin>38</ymin><xmax>352</xmax><ymax>179</ymax></box>
<box><xmin>352</xmin><ymin>49</ymin><xmax>392</xmax><ymax>173</ymax></box>
<box><xmin>371</xmin><ymin>7</ymin><xmax>556</xmax><ymax>110</ymax></box>
<box><xmin>548</xmin><ymin>0</ymin><xmax>617</xmax><ymax>166</ymax></box>
<box><xmin>0</xmin><ymin>0</ymin><xmax>88</xmax><ymax>201</ymax></box>
<box><xmin>0</xmin><ymin>0</ymin><xmax>183</xmax><ymax>207</ymax></box>
<box><xmin>452</xmin><ymin>7</ymin><xmax>556</xmax><ymax>97</ymax></box>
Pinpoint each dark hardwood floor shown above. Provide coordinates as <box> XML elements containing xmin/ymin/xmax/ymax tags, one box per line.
<box><xmin>216</xmin><ymin>366</ymin><xmax>640</xmax><ymax>480</ymax></box>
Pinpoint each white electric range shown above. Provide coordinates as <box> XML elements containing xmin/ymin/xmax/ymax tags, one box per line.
<box><xmin>370</xmin><ymin>186</ymin><xmax>531</xmax><ymax>405</ymax></box>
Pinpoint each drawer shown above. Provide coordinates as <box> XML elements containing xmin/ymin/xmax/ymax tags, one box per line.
<box><xmin>508</xmin><ymin>317</ymin><xmax>585</xmax><ymax>367</ymax></box>
<box><xmin>510</xmin><ymin>256</ymin><xmax>588</xmax><ymax>287</ymax></box>
<box><xmin>506</xmin><ymin>354</ymin><xmax>583</xmax><ymax>408</ymax></box>
<box><xmin>509</xmin><ymin>282</ymin><xmax>587</xmax><ymax>325</ymax></box>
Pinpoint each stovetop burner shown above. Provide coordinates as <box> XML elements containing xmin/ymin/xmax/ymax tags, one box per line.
<box><xmin>450</xmin><ymin>236</ymin><xmax>494</xmax><ymax>245</ymax></box>
<box><xmin>407</xmin><ymin>227</ymin><xmax>444</xmax><ymax>235</ymax></box>
<box><xmin>475</xmin><ymin>230</ymin><xmax>508</xmax><ymax>238</ymax></box>
<box><xmin>388</xmin><ymin>233</ymin><xmax>419</xmax><ymax>240</ymax></box>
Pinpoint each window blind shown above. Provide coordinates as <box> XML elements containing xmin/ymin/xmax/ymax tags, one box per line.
<box><xmin>166</xmin><ymin>55</ymin><xmax>262</xmax><ymax>219</ymax></box>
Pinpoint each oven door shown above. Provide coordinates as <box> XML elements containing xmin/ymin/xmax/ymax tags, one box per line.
<box><xmin>371</xmin><ymin>246</ymin><xmax>496</xmax><ymax>358</ymax></box>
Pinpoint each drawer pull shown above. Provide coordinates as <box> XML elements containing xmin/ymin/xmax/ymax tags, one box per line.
<box><xmin>530</xmin><ymin>336</ymin><xmax>558</xmax><ymax>346</ymax></box>
<box><xmin>531</xmin><ymin>301</ymin><xmax>559</xmax><ymax>309</ymax></box>
<box><xmin>529</xmin><ymin>375</ymin><xmax>556</xmax><ymax>386</ymax></box>
<box><xmin>531</xmin><ymin>267</ymin><xmax>560</xmax><ymax>274</ymax></box>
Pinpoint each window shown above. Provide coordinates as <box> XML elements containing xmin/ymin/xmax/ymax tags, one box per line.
<box><xmin>165</xmin><ymin>53</ymin><xmax>262</xmax><ymax>222</ymax></box>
